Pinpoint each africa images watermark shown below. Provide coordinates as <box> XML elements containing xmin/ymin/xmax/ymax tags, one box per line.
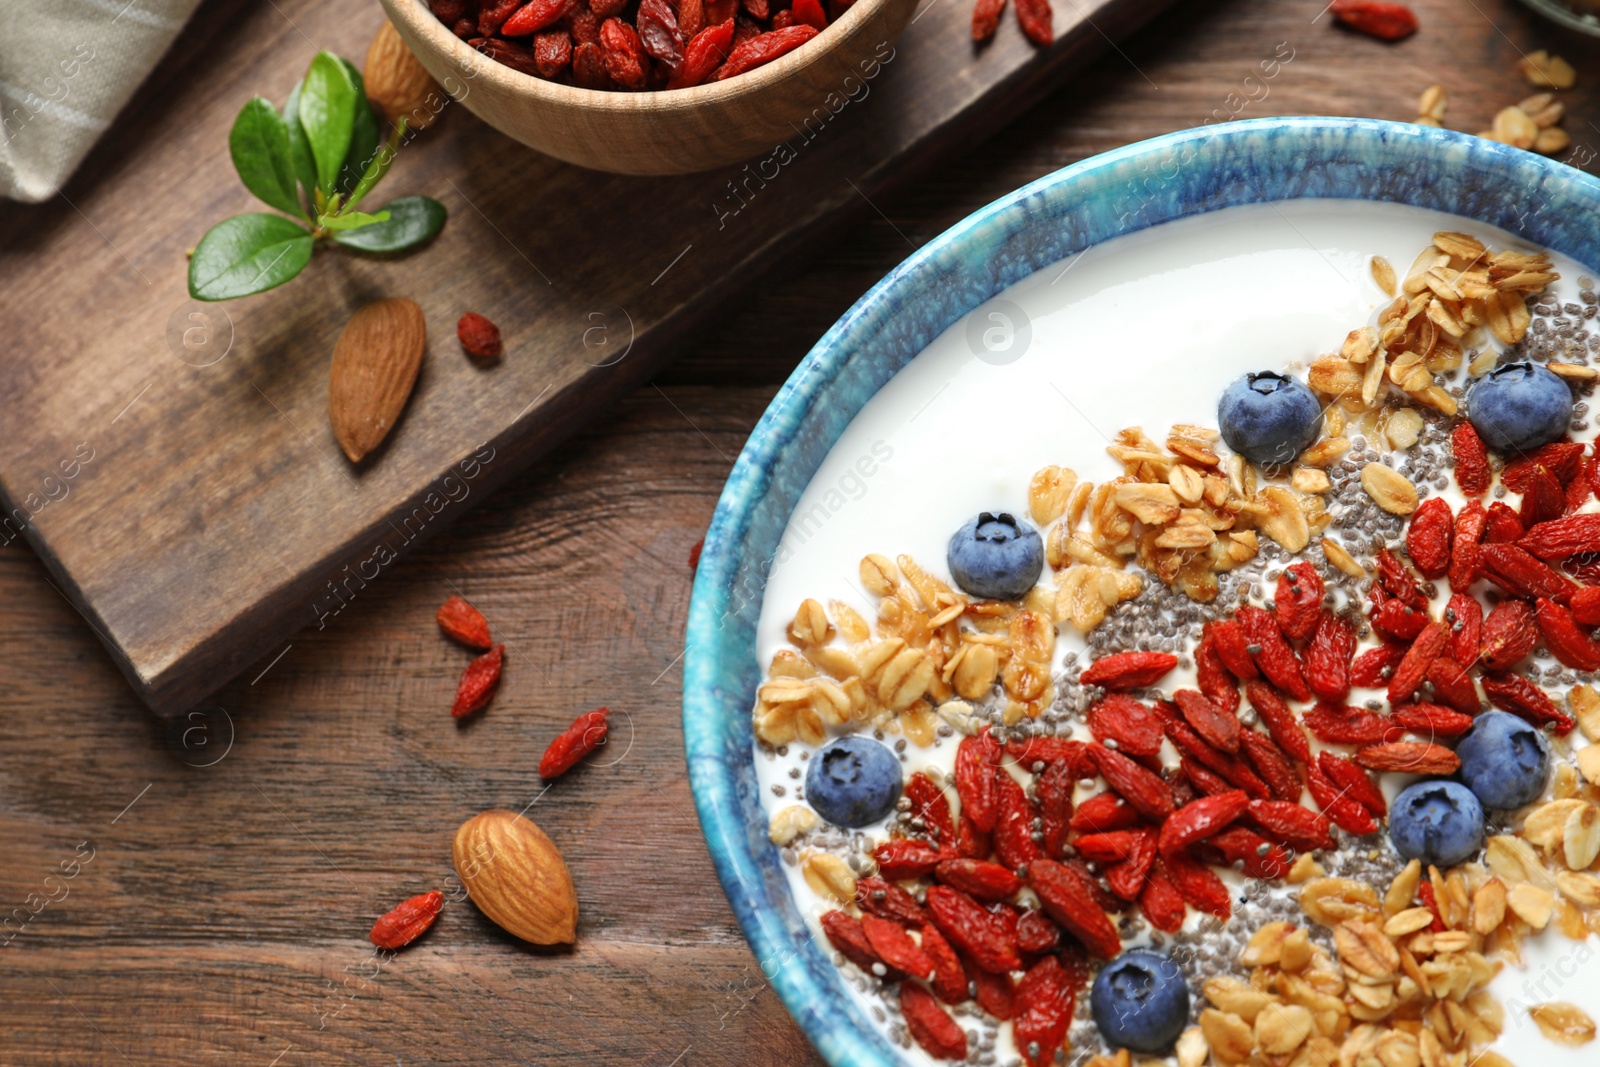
<box><xmin>0</xmin><ymin>441</ymin><xmax>97</xmax><ymax>549</ymax></box>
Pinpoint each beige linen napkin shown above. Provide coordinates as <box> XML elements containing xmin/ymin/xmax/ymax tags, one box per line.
<box><xmin>0</xmin><ymin>0</ymin><xmax>204</xmax><ymax>202</ymax></box>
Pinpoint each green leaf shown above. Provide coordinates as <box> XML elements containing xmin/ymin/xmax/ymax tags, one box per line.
<box><xmin>188</xmin><ymin>213</ymin><xmax>314</xmax><ymax>301</ymax></box>
<box><xmin>282</xmin><ymin>80</ymin><xmax>317</xmax><ymax>205</ymax></box>
<box><xmin>229</xmin><ymin>97</ymin><xmax>301</xmax><ymax>217</ymax></box>
<box><xmin>318</xmin><ymin>209</ymin><xmax>391</xmax><ymax>231</ymax></box>
<box><xmin>298</xmin><ymin>51</ymin><xmax>359</xmax><ymax>196</ymax></box>
<box><xmin>336</xmin><ymin>57</ymin><xmax>381</xmax><ymax>197</ymax></box>
<box><xmin>331</xmin><ymin>196</ymin><xmax>446</xmax><ymax>253</ymax></box>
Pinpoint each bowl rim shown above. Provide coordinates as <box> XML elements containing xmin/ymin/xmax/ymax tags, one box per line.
<box><xmin>682</xmin><ymin>115</ymin><xmax>1600</xmax><ymax>1067</ymax></box>
<box><xmin>383</xmin><ymin>0</ymin><xmax>898</xmax><ymax>111</ymax></box>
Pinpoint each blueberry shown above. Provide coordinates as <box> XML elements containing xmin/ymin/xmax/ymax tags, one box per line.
<box><xmin>1389</xmin><ymin>780</ymin><xmax>1485</xmax><ymax>868</ymax></box>
<box><xmin>1091</xmin><ymin>950</ymin><xmax>1190</xmax><ymax>1053</ymax></box>
<box><xmin>804</xmin><ymin>736</ymin><xmax>902</xmax><ymax>828</ymax></box>
<box><xmin>1467</xmin><ymin>362</ymin><xmax>1573</xmax><ymax>452</ymax></box>
<box><xmin>1217</xmin><ymin>372</ymin><xmax>1324</xmax><ymax>467</ymax></box>
<box><xmin>946</xmin><ymin>512</ymin><xmax>1043</xmax><ymax>601</ymax></box>
<box><xmin>1457</xmin><ymin>709</ymin><xmax>1550</xmax><ymax>810</ymax></box>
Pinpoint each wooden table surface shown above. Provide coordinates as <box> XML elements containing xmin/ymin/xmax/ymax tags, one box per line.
<box><xmin>3</xmin><ymin>1</ymin><xmax>1598</xmax><ymax>1062</ymax></box>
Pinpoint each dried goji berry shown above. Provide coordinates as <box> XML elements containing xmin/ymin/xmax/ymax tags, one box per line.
<box><xmin>571</xmin><ymin>41</ymin><xmax>613</xmax><ymax>87</ymax></box>
<box><xmin>1016</xmin><ymin>908</ymin><xmax>1061</xmax><ymax>955</ymax></box>
<box><xmin>1080</xmin><ymin>650</ymin><xmax>1178</xmax><ymax>691</ymax></box>
<box><xmin>1103</xmin><ymin>828</ymin><xmax>1158</xmax><ymax>902</ymax></box>
<box><xmin>1417</xmin><ymin>879</ymin><xmax>1447</xmax><ymax>933</ymax></box>
<box><xmin>1237</xmin><ymin>604</ymin><xmax>1310</xmax><ymax>701</ymax></box>
<box><xmin>678</xmin><ymin>0</ymin><xmax>706</xmax><ymax>36</ymax></box>
<box><xmin>598</xmin><ymin>17</ymin><xmax>648</xmax><ymax>88</ymax></box>
<box><xmin>935</xmin><ymin>858</ymin><xmax>1021</xmax><ymax>901</ymax></box>
<box><xmin>901</xmin><ymin>981</ymin><xmax>969</xmax><ymax>1060</ymax></box>
<box><xmin>1035</xmin><ymin>760</ymin><xmax>1075</xmax><ymax>858</ymax></box>
<box><xmin>1505</xmin><ymin>442</ymin><xmax>1585</xmax><ymax>490</ymax></box>
<box><xmin>1572</xmin><ymin>585</ymin><xmax>1600</xmax><ymax>627</ymax></box>
<box><xmin>873</xmin><ymin>838</ymin><xmax>946</xmax><ymax>880</ymax></box>
<box><xmin>956</xmin><ymin>815</ymin><xmax>991</xmax><ymax>859</ymax></box>
<box><xmin>790</xmin><ymin>0</ymin><xmax>827</xmax><ymax>29</ymax></box>
<box><xmin>1237</xmin><ymin>729</ymin><xmax>1301</xmax><ymax>803</ymax></box>
<box><xmin>1199</xmin><ymin>826</ymin><xmax>1292</xmax><ymax>880</ymax></box>
<box><xmin>1442</xmin><ymin>593</ymin><xmax>1481</xmax><ymax>665</ymax></box>
<box><xmin>1172</xmin><ymin>688</ymin><xmax>1241</xmax><ymax>754</ymax></box>
<box><xmin>971</xmin><ymin>960</ymin><xmax>1015</xmax><ymax>1019</ymax></box>
<box><xmin>1519</xmin><ymin>514</ymin><xmax>1600</xmax><ymax>560</ymax></box>
<box><xmin>918</xmin><ymin>923</ymin><xmax>970</xmax><ymax>1003</ymax></box>
<box><xmin>1027</xmin><ymin>859</ymin><xmax>1120</xmax><ymax>959</ymax></box>
<box><xmin>1388</xmin><ymin>620</ymin><xmax>1448</xmax><ymax>704</ymax></box>
<box><xmin>1164</xmin><ymin>720</ymin><xmax>1269</xmax><ymax>799</ymax></box>
<box><xmin>907</xmin><ymin>772</ymin><xmax>955</xmax><ymax>844</ymax></box>
<box><xmin>1519</xmin><ymin>465</ymin><xmax>1566</xmax><ymax>528</ymax></box>
<box><xmin>1315</xmin><ymin>750</ymin><xmax>1387</xmax><ymax>816</ymax></box>
<box><xmin>1568</xmin><ymin>464</ymin><xmax>1594</xmax><ymax>513</ymax></box>
<box><xmin>480</xmin><ymin>0</ymin><xmax>525</xmax><ymax>34</ymax></box>
<box><xmin>1207</xmin><ymin>620</ymin><xmax>1259</xmax><ymax>680</ymax></box>
<box><xmin>1162</xmin><ymin>849</ymin><xmax>1230</xmax><ymax>918</ymax></box>
<box><xmin>1180</xmin><ymin>756</ymin><xmax>1233</xmax><ymax>798</ymax></box>
<box><xmin>1388</xmin><ymin>702</ymin><xmax>1476</xmax><ymax>739</ymax></box>
<box><xmin>1480</xmin><ymin>599</ymin><xmax>1539</xmax><ymax>670</ymax></box>
<box><xmin>450</xmin><ymin>644</ymin><xmax>504</xmax><ymax>718</ymax></box>
<box><xmin>856</xmin><ymin>877</ymin><xmax>929</xmax><ymax>926</ymax></box>
<box><xmin>503</xmin><ymin>0</ymin><xmax>571</xmax><ymax>35</ymax></box>
<box><xmin>1305</xmin><ymin>762</ymin><xmax>1380</xmax><ymax>835</ymax></box>
<box><xmin>1481</xmin><ymin>543</ymin><xmax>1577</xmax><ymax>604</ymax></box>
<box><xmin>1329</xmin><ymin>0</ymin><xmax>1418</xmax><ymax>40</ymax></box>
<box><xmin>455</xmin><ymin>311</ymin><xmax>504</xmax><ymax>359</ymax></box>
<box><xmin>437</xmin><ymin>594</ymin><xmax>492</xmax><ymax>649</ymax></box>
<box><xmin>820</xmin><ymin>910</ymin><xmax>898</xmax><ymax>976</ymax></box>
<box><xmin>1302</xmin><ymin>703</ymin><xmax>1389</xmax><ymax>746</ymax></box>
<box><xmin>1481</xmin><ymin>671</ymin><xmax>1574</xmax><ymax>733</ymax></box>
<box><xmin>1013</xmin><ymin>955</ymin><xmax>1074</xmax><ymax>1067</ymax></box>
<box><xmin>532</xmin><ymin>29</ymin><xmax>574</xmax><ymax>76</ymax></box>
<box><xmin>1449</xmin><ymin>500</ymin><xmax>1487</xmax><ymax>590</ymax></box>
<box><xmin>635</xmin><ymin>0</ymin><xmax>684</xmax><ymax>65</ymax></box>
<box><xmin>1194</xmin><ymin>635</ymin><xmax>1241</xmax><ymax>716</ymax></box>
<box><xmin>370</xmin><ymin>889</ymin><xmax>444</xmax><ymax>950</ymax></box>
<box><xmin>1087</xmin><ymin>694</ymin><xmax>1165</xmax><ymax>759</ymax></box>
<box><xmin>666</xmin><ymin>18</ymin><xmax>734</xmax><ymax>87</ymax></box>
<box><xmin>1243</xmin><ymin>680</ymin><xmax>1311</xmax><ymax>764</ymax></box>
<box><xmin>1006</xmin><ymin>737</ymin><xmax>1097</xmax><ymax>777</ymax></box>
<box><xmin>1370</xmin><ymin>596</ymin><xmax>1429</xmax><ymax>641</ymax></box>
<box><xmin>1068</xmin><ymin>791</ymin><xmax>1139</xmax><ymax>833</ymax></box>
<box><xmin>861</xmin><ymin>914</ymin><xmax>935</xmax><ymax>980</ymax></box>
<box><xmin>1157</xmin><ymin>790</ymin><xmax>1249</xmax><ymax>859</ymax></box>
<box><xmin>1423</xmin><ymin>656</ymin><xmax>1480</xmax><ymax>715</ymax></box>
<box><xmin>1072</xmin><ymin>831</ymin><xmax>1137</xmax><ymax>863</ymax></box>
<box><xmin>1376</xmin><ymin>549</ymin><xmax>1430</xmax><ymax>609</ymax></box>
<box><xmin>1089</xmin><ymin>745</ymin><xmax>1175</xmax><ymax>820</ymax></box>
<box><xmin>1304</xmin><ymin>610</ymin><xmax>1355</xmax><ymax>705</ymax></box>
<box><xmin>992</xmin><ymin>777</ymin><xmax>1041</xmax><ymax>870</ymax></box>
<box><xmin>1246</xmin><ymin>799</ymin><xmax>1335</xmax><ymax>852</ymax></box>
<box><xmin>925</xmin><ymin>885</ymin><xmax>1022</xmax><ymax>974</ymax></box>
<box><xmin>538</xmin><ymin>706</ymin><xmax>610</xmax><ymax>777</ymax></box>
<box><xmin>714</xmin><ymin>24</ymin><xmax>818</xmax><ymax>79</ymax></box>
<box><xmin>971</xmin><ymin>0</ymin><xmax>1005</xmax><ymax>39</ymax></box>
<box><xmin>1405</xmin><ymin>497</ymin><xmax>1453</xmax><ymax>579</ymax></box>
<box><xmin>1012</xmin><ymin>0</ymin><xmax>1051</xmax><ymax>45</ymax></box>
<box><xmin>1353</xmin><ymin>741</ymin><xmax>1460</xmax><ymax>775</ymax></box>
<box><xmin>1484</xmin><ymin>501</ymin><xmax>1525</xmax><ymax>544</ymax></box>
<box><xmin>1535</xmin><ymin>597</ymin><xmax>1600</xmax><ymax>671</ymax></box>
<box><xmin>1565</xmin><ymin>554</ymin><xmax>1600</xmax><ymax>584</ymax></box>
<box><xmin>955</xmin><ymin>732</ymin><xmax>1000</xmax><ymax>831</ymax></box>
<box><xmin>1139</xmin><ymin>862</ymin><xmax>1187</xmax><ymax>932</ymax></box>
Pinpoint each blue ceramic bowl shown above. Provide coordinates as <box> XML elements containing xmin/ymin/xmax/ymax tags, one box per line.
<box><xmin>682</xmin><ymin>116</ymin><xmax>1600</xmax><ymax>1066</ymax></box>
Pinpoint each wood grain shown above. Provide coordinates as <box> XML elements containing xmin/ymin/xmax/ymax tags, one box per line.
<box><xmin>0</xmin><ymin>0</ymin><xmax>1171</xmax><ymax>717</ymax></box>
<box><xmin>2</xmin><ymin>1</ymin><xmax>1599</xmax><ymax>1063</ymax></box>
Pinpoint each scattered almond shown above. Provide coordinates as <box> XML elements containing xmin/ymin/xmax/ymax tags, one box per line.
<box><xmin>328</xmin><ymin>297</ymin><xmax>426</xmax><ymax>463</ymax></box>
<box><xmin>452</xmin><ymin>809</ymin><xmax>578</xmax><ymax>945</ymax></box>
<box><xmin>364</xmin><ymin>18</ymin><xmax>441</xmax><ymax>129</ymax></box>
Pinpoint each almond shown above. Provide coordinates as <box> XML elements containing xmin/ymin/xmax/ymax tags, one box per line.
<box><xmin>328</xmin><ymin>297</ymin><xmax>426</xmax><ymax>463</ymax></box>
<box><xmin>453</xmin><ymin>809</ymin><xmax>578</xmax><ymax>945</ymax></box>
<box><xmin>364</xmin><ymin>19</ymin><xmax>441</xmax><ymax>129</ymax></box>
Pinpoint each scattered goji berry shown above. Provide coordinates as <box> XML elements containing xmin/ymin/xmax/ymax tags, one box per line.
<box><xmin>1480</xmin><ymin>599</ymin><xmax>1539</xmax><ymax>670</ymax></box>
<box><xmin>873</xmin><ymin>838</ymin><xmax>946</xmax><ymax>880</ymax></box>
<box><xmin>956</xmin><ymin>815</ymin><xmax>991</xmax><ymax>859</ymax></box>
<box><xmin>455</xmin><ymin>312</ymin><xmax>503</xmax><ymax>359</ymax></box>
<box><xmin>1237</xmin><ymin>729</ymin><xmax>1301</xmax><ymax>803</ymax></box>
<box><xmin>955</xmin><ymin>732</ymin><xmax>1000</xmax><ymax>831</ymax></box>
<box><xmin>1572</xmin><ymin>585</ymin><xmax>1600</xmax><ymax>627</ymax></box>
<box><xmin>1194</xmin><ymin>635</ymin><xmax>1241</xmax><ymax>716</ymax></box>
<box><xmin>1481</xmin><ymin>543</ymin><xmax>1577</xmax><ymax>604</ymax></box>
<box><xmin>925</xmin><ymin>885</ymin><xmax>1022</xmax><ymax>974</ymax></box>
<box><xmin>436</xmin><ymin>594</ymin><xmax>492</xmax><ymax>649</ymax></box>
<box><xmin>1244</xmin><ymin>680</ymin><xmax>1311</xmax><ymax>764</ymax></box>
<box><xmin>971</xmin><ymin>0</ymin><xmax>1005</xmax><ymax>39</ymax></box>
<box><xmin>1449</xmin><ymin>500</ymin><xmax>1486</xmax><ymax>590</ymax></box>
<box><xmin>1376</xmin><ymin>548</ymin><xmax>1431</xmax><ymax>610</ymax></box>
<box><xmin>1086</xmin><ymin>694</ymin><xmax>1165</xmax><ymax>759</ymax></box>
<box><xmin>1139</xmin><ymin>862</ymin><xmax>1188</xmax><ymax>932</ymax></box>
<box><xmin>1315</xmin><ymin>751</ymin><xmax>1387</xmax><ymax>816</ymax></box>
<box><xmin>1504</xmin><ymin>442</ymin><xmax>1585</xmax><ymax>490</ymax></box>
<box><xmin>1452</xmin><ymin>422</ymin><xmax>1490</xmax><ymax>496</ymax></box>
<box><xmin>1164</xmin><ymin>719</ymin><xmax>1270</xmax><ymax>799</ymax></box>
<box><xmin>1103</xmin><ymin>828</ymin><xmax>1158</xmax><ymax>901</ymax></box>
<box><xmin>1089</xmin><ymin>745</ymin><xmax>1175</xmax><ymax>820</ymax></box>
<box><xmin>901</xmin><ymin>981</ymin><xmax>969</xmax><ymax>1060</ymax></box>
<box><xmin>1417</xmin><ymin>879</ymin><xmax>1447</xmax><ymax>933</ymax></box>
<box><xmin>1304</xmin><ymin>610</ymin><xmax>1355</xmax><ymax>704</ymax></box>
<box><xmin>1013</xmin><ymin>955</ymin><xmax>1074</xmax><ymax>1067</ymax></box>
<box><xmin>533</xmin><ymin>30</ymin><xmax>573</xmax><ymax>77</ymax></box>
<box><xmin>861</xmin><ymin>914</ymin><xmax>935</xmax><ymax>980</ymax></box>
<box><xmin>1370</xmin><ymin>596</ymin><xmax>1429</xmax><ymax>640</ymax></box>
<box><xmin>666</xmin><ymin>19</ymin><xmax>734</xmax><ymax>87</ymax></box>
<box><xmin>918</xmin><ymin>923</ymin><xmax>970</xmax><ymax>1003</ymax></box>
<box><xmin>1388</xmin><ymin>701</ymin><xmax>1476</xmax><ymax>739</ymax></box>
<box><xmin>1520</xmin><ymin>514</ymin><xmax>1600</xmax><ymax>560</ymax></box>
<box><xmin>715</xmin><ymin>24</ymin><xmax>819</xmax><ymax>79</ymax></box>
<box><xmin>450</xmin><ymin>644</ymin><xmax>504</xmax><ymax>718</ymax></box>
<box><xmin>1207</xmin><ymin>619</ymin><xmax>1259</xmax><ymax>680</ymax></box>
<box><xmin>1274</xmin><ymin>561</ymin><xmax>1326</xmax><ymax>641</ymax></box>
<box><xmin>992</xmin><ymin>776</ymin><xmax>1041</xmax><ymax>870</ymax></box>
<box><xmin>856</xmin><ymin>877</ymin><xmax>929</xmax><ymax>926</ymax></box>
<box><xmin>1519</xmin><ymin>465</ymin><xmax>1566</xmax><ymax>528</ymax></box>
<box><xmin>1035</xmin><ymin>760</ymin><xmax>1075</xmax><ymax>858</ymax></box>
<box><xmin>1306</xmin><ymin>762</ymin><xmax>1380</xmax><ymax>835</ymax></box>
<box><xmin>1481</xmin><ymin>671</ymin><xmax>1574</xmax><ymax>733</ymax></box>
<box><xmin>1442</xmin><ymin>593</ymin><xmax>1481</xmax><ymax>665</ymax></box>
<box><xmin>971</xmin><ymin>961</ymin><xmax>1016</xmax><ymax>1019</ymax></box>
<box><xmin>1329</xmin><ymin>0</ymin><xmax>1418</xmax><ymax>40</ymax></box>
<box><xmin>1173</xmin><ymin>688</ymin><xmax>1241</xmax><ymax>754</ymax></box>
<box><xmin>1016</xmin><ymin>908</ymin><xmax>1062</xmax><ymax>955</ymax></box>
<box><xmin>1535</xmin><ymin>597</ymin><xmax>1600</xmax><ymax>671</ymax></box>
<box><xmin>1180</xmin><ymin>755</ymin><xmax>1234</xmax><ymax>798</ymax></box>
<box><xmin>1484</xmin><ymin>501</ymin><xmax>1525</xmax><ymax>544</ymax></box>
<box><xmin>906</xmin><ymin>771</ymin><xmax>955</xmax><ymax>844</ymax></box>
<box><xmin>1303</xmin><ymin>702</ymin><xmax>1389</xmax><ymax>746</ymax></box>
<box><xmin>1246</xmin><ymin>799</ymin><xmax>1335</xmax><ymax>852</ymax></box>
<box><xmin>1027</xmin><ymin>859</ymin><xmax>1121</xmax><ymax>959</ymax></box>
<box><xmin>820</xmin><ymin>909</ymin><xmax>897</xmax><ymax>976</ymax></box>
<box><xmin>1079</xmin><ymin>650</ymin><xmax>1179</xmax><ymax>690</ymax></box>
<box><xmin>370</xmin><ymin>889</ymin><xmax>444</xmax><ymax>950</ymax></box>
<box><xmin>1162</xmin><ymin>849</ymin><xmax>1231</xmax><ymax>918</ymax></box>
<box><xmin>635</xmin><ymin>0</ymin><xmax>685</xmax><ymax>65</ymax></box>
<box><xmin>1006</xmin><ymin>736</ymin><xmax>1097</xmax><ymax>778</ymax></box>
<box><xmin>1237</xmin><ymin>604</ymin><xmax>1310</xmax><ymax>700</ymax></box>
<box><xmin>1388</xmin><ymin>620</ymin><xmax>1448</xmax><ymax>704</ymax></box>
<box><xmin>936</xmin><ymin>858</ymin><xmax>1022</xmax><ymax>901</ymax></box>
<box><xmin>1423</xmin><ymin>656</ymin><xmax>1480</xmax><ymax>715</ymax></box>
<box><xmin>1405</xmin><ymin>497</ymin><xmax>1453</xmax><ymax>579</ymax></box>
<box><xmin>1199</xmin><ymin>826</ymin><xmax>1292</xmax><ymax>880</ymax></box>
<box><xmin>1068</xmin><ymin>791</ymin><xmax>1139</xmax><ymax>833</ymax></box>
<box><xmin>1157</xmin><ymin>790</ymin><xmax>1249</xmax><ymax>859</ymax></box>
<box><xmin>1012</xmin><ymin>0</ymin><xmax>1051</xmax><ymax>45</ymax></box>
<box><xmin>538</xmin><ymin>706</ymin><xmax>610</xmax><ymax>777</ymax></box>
<box><xmin>599</xmin><ymin>17</ymin><xmax>649</xmax><ymax>88</ymax></box>
<box><xmin>1353</xmin><ymin>741</ymin><xmax>1460</xmax><ymax>775</ymax></box>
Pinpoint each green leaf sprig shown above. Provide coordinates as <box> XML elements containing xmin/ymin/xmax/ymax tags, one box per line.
<box><xmin>189</xmin><ymin>51</ymin><xmax>447</xmax><ymax>302</ymax></box>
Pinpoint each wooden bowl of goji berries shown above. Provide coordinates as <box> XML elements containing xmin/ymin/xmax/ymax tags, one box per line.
<box><xmin>380</xmin><ymin>0</ymin><xmax>916</xmax><ymax>174</ymax></box>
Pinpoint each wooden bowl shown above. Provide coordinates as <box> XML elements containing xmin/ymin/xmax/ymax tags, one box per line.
<box><xmin>378</xmin><ymin>0</ymin><xmax>918</xmax><ymax>174</ymax></box>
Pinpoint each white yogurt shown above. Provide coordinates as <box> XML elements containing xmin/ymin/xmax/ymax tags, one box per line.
<box><xmin>752</xmin><ymin>198</ymin><xmax>1600</xmax><ymax>1065</ymax></box>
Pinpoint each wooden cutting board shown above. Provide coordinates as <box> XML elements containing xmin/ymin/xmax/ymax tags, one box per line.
<box><xmin>0</xmin><ymin>0</ymin><xmax>1172</xmax><ymax>715</ymax></box>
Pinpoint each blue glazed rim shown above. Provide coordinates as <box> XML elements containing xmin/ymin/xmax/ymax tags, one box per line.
<box><xmin>682</xmin><ymin>116</ymin><xmax>1600</xmax><ymax>1067</ymax></box>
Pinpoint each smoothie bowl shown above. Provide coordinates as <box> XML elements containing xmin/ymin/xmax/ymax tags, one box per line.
<box><xmin>683</xmin><ymin>117</ymin><xmax>1600</xmax><ymax>1067</ymax></box>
